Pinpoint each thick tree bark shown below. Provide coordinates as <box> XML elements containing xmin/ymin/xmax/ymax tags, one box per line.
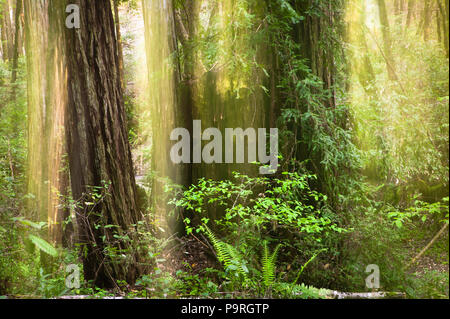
<box><xmin>45</xmin><ymin>0</ymin><xmax>70</xmax><ymax>246</ymax></box>
<box><xmin>64</xmin><ymin>0</ymin><xmax>141</xmax><ymax>288</ymax></box>
<box><xmin>23</xmin><ymin>0</ymin><xmax>48</xmax><ymax>223</ymax></box>
<box><xmin>23</xmin><ymin>0</ymin><xmax>70</xmax><ymax>247</ymax></box>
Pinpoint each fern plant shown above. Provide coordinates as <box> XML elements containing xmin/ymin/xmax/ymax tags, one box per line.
<box><xmin>261</xmin><ymin>241</ymin><xmax>281</xmax><ymax>291</ymax></box>
<box><xmin>204</xmin><ymin>226</ymin><xmax>249</xmax><ymax>283</ymax></box>
<box><xmin>205</xmin><ymin>226</ymin><xmax>286</xmax><ymax>296</ymax></box>
<box><xmin>203</xmin><ymin>227</ymin><xmax>330</xmax><ymax>297</ymax></box>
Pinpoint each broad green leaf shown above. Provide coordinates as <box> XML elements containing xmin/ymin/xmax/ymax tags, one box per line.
<box><xmin>28</xmin><ymin>234</ymin><xmax>58</xmax><ymax>257</ymax></box>
<box><xmin>13</xmin><ymin>217</ymin><xmax>45</xmax><ymax>230</ymax></box>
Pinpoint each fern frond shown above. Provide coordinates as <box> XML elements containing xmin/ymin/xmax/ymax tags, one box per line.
<box><xmin>262</xmin><ymin>241</ymin><xmax>281</xmax><ymax>288</ymax></box>
<box><xmin>204</xmin><ymin>225</ymin><xmax>249</xmax><ymax>280</ymax></box>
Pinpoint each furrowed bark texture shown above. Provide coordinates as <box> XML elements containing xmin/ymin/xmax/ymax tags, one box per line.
<box><xmin>24</xmin><ymin>0</ymin><xmax>48</xmax><ymax>223</ymax></box>
<box><xmin>64</xmin><ymin>0</ymin><xmax>141</xmax><ymax>287</ymax></box>
<box><xmin>46</xmin><ymin>0</ymin><xmax>70</xmax><ymax>245</ymax></box>
<box><xmin>24</xmin><ymin>0</ymin><xmax>70</xmax><ymax>247</ymax></box>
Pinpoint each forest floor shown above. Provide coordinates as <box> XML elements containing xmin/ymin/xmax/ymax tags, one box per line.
<box><xmin>407</xmin><ymin>231</ymin><xmax>449</xmax><ymax>297</ymax></box>
<box><xmin>410</xmin><ymin>248</ymin><xmax>449</xmax><ymax>275</ymax></box>
<box><xmin>158</xmin><ymin>236</ymin><xmax>218</xmax><ymax>277</ymax></box>
<box><xmin>150</xmin><ymin>232</ymin><xmax>449</xmax><ymax>299</ymax></box>
<box><xmin>407</xmin><ymin>225</ymin><xmax>449</xmax><ymax>274</ymax></box>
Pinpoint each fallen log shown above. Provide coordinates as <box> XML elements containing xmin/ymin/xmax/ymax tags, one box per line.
<box><xmin>3</xmin><ymin>291</ymin><xmax>407</xmax><ymax>299</ymax></box>
<box><xmin>327</xmin><ymin>291</ymin><xmax>406</xmax><ymax>299</ymax></box>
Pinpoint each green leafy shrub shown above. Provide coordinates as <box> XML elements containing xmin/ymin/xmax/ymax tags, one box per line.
<box><xmin>169</xmin><ymin>170</ymin><xmax>345</xmax><ymax>239</ymax></box>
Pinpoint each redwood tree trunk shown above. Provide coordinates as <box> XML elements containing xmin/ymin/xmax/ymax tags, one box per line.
<box><xmin>24</xmin><ymin>0</ymin><xmax>70</xmax><ymax>248</ymax></box>
<box><xmin>24</xmin><ymin>0</ymin><xmax>48</xmax><ymax>223</ymax></box>
<box><xmin>64</xmin><ymin>0</ymin><xmax>141</xmax><ymax>287</ymax></box>
<box><xmin>46</xmin><ymin>0</ymin><xmax>70</xmax><ymax>246</ymax></box>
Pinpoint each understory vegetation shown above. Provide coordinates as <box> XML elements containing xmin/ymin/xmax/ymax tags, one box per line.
<box><xmin>0</xmin><ymin>0</ymin><xmax>448</xmax><ymax>299</ymax></box>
